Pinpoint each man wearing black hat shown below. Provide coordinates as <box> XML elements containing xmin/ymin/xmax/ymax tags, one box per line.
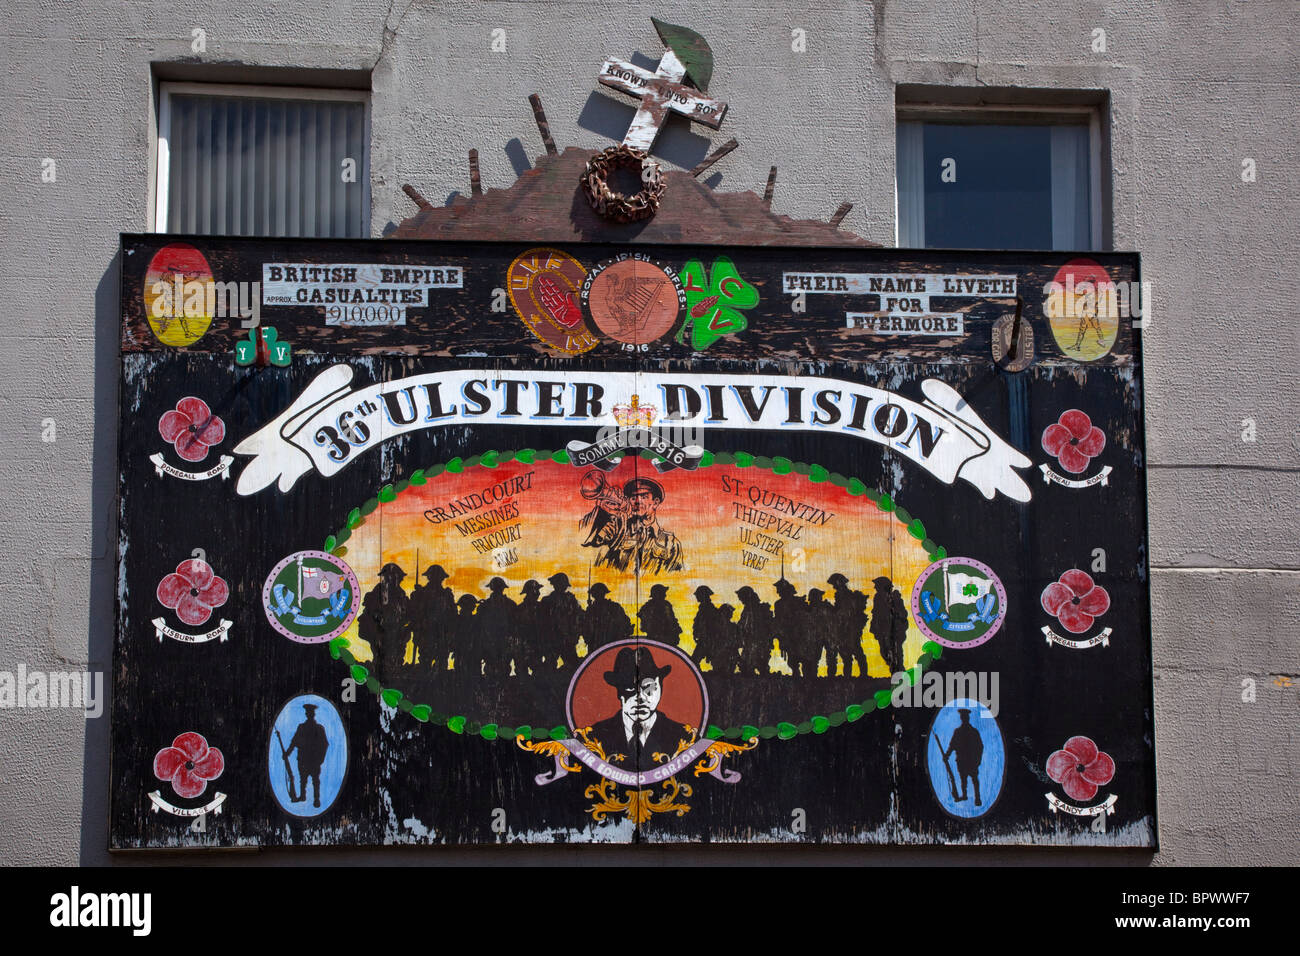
<box><xmin>540</xmin><ymin>572</ymin><xmax>582</xmax><ymax>671</ymax></box>
<box><xmin>478</xmin><ymin>577</ymin><xmax>517</xmax><ymax>676</ymax></box>
<box><xmin>283</xmin><ymin>703</ymin><xmax>329</xmax><ymax>809</ymax></box>
<box><xmin>410</xmin><ymin>564</ymin><xmax>454</xmax><ymax>671</ymax></box>
<box><xmin>584</xmin><ymin>582</ymin><xmax>632</xmax><ymax>651</ymax></box>
<box><xmin>585</xmin><ymin>646</ymin><xmax>694</xmax><ymax>771</ymax></box>
<box><xmin>598</xmin><ymin>477</ymin><xmax>684</xmax><ymax>575</ymax></box>
<box><xmin>638</xmin><ymin>584</ymin><xmax>682</xmax><ymax>646</ymax></box>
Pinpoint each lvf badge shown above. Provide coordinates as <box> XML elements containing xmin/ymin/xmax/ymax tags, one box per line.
<box><xmin>911</xmin><ymin>557</ymin><xmax>1006</xmax><ymax>649</ymax></box>
<box><xmin>506</xmin><ymin>247</ymin><xmax>600</xmax><ymax>354</ymax></box>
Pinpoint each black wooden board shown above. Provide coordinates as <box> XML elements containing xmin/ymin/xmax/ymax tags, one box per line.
<box><xmin>113</xmin><ymin>234</ymin><xmax>1153</xmax><ymax>847</ymax></box>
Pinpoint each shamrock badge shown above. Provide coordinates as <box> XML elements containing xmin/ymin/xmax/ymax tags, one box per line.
<box><xmin>235</xmin><ymin>326</ymin><xmax>292</xmax><ymax>367</ymax></box>
<box><xmin>676</xmin><ymin>256</ymin><xmax>759</xmax><ymax>350</ymax></box>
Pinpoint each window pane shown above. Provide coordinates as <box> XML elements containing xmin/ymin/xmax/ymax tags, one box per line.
<box><xmin>925</xmin><ymin>123</ymin><xmax>1052</xmax><ymax>249</ymax></box>
<box><xmin>165</xmin><ymin>92</ymin><xmax>367</xmax><ymax>237</ymax></box>
<box><xmin>896</xmin><ymin>119</ymin><xmax>1092</xmax><ymax>250</ymax></box>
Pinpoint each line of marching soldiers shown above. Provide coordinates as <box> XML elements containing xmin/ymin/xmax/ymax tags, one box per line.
<box><xmin>690</xmin><ymin>573</ymin><xmax>909</xmax><ymax>678</ymax></box>
<box><xmin>357</xmin><ymin>562</ymin><xmax>910</xmax><ymax>680</ymax></box>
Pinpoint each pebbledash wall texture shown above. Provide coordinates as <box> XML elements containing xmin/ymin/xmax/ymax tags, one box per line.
<box><xmin>0</xmin><ymin>0</ymin><xmax>1296</xmax><ymax>864</ymax></box>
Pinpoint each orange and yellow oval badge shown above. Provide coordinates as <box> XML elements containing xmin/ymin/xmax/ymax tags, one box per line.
<box><xmin>1044</xmin><ymin>258</ymin><xmax>1119</xmax><ymax>361</ymax></box>
<box><xmin>506</xmin><ymin>247</ymin><xmax>599</xmax><ymax>354</ymax></box>
<box><xmin>143</xmin><ymin>243</ymin><xmax>215</xmax><ymax>346</ymax></box>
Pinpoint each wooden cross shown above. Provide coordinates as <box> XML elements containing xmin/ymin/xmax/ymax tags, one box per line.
<box><xmin>597</xmin><ymin>49</ymin><xmax>728</xmax><ymax>152</ymax></box>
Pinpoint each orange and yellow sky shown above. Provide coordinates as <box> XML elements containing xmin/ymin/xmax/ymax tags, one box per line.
<box><xmin>340</xmin><ymin>457</ymin><xmax>934</xmax><ymax>675</ymax></box>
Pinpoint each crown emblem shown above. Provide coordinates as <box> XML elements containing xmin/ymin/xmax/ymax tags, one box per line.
<box><xmin>612</xmin><ymin>394</ymin><xmax>657</xmax><ymax>428</ymax></box>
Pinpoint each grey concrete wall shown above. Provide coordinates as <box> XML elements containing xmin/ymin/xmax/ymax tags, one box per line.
<box><xmin>0</xmin><ymin>0</ymin><xmax>1295</xmax><ymax>864</ymax></box>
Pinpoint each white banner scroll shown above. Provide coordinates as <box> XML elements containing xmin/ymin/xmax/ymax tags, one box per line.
<box><xmin>152</xmin><ymin>618</ymin><xmax>233</xmax><ymax>644</ymax></box>
<box><xmin>150</xmin><ymin>454</ymin><xmax>233</xmax><ymax>481</ymax></box>
<box><xmin>1043</xmin><ymin>626</ymin><xmax>1112</xmax><ymax>649</ymax></box>
<box><xmin>1046</xmin><ymin>793</ymin><xmax>1117</xmax><ymax>817</ymax></box>
<box><xmin>1040</xmin><ymin>464</ymin><xmax>1112</xmax><ymax>488</ymax></box>
<box><xmin>234</xmin><ymin>365</ymin><xmax>1033</xmax><ymax>502</ymax></box>
<box><xmin>147</xmin><ymin>791</ymin><xmax>228</xmax><ymax>817</ymax></box>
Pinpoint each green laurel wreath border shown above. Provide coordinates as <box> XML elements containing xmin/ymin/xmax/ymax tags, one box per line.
<box><xmin>319</xmin><ymin>447</ymin><xmax>951</xmax><ymax>744</ymax></box>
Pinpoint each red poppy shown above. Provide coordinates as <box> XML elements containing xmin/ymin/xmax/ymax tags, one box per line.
<box><xmin>1046</xmin><ymin>735</ymin><xmax>1115</xmax><ymax>802</ymax></box>
<box><xmin>157</xmin><ymin>558</ymin><xmax>230</xmax><ymax>627</ymax></box>
<box><xmin>1041</xmin><ymin>569</ymin><xmax>1110</xmax><ymax>634</ymax></box>
<box><xmin>1042</xmin><ymin>409</ymin><xmax>1105</xmax><ymax>474</ymax></box>
<box><xmin>159</xmin><ymin>397</ymin><xmax>226</xmax><ymax>462</ymax></box>
<box><xmin>153</xmin><ymin>732</ymin><xmax>225</xmax><ymax>799</ymax></box>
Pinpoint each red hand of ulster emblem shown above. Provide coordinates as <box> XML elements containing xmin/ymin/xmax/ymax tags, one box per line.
<box><xmin>690</xmin><ymin>294</ymin><xmax>719</xmax><ymax>318</ymax></box>
<box><xmin>536</xmin><ymin>275</ymin><xmax>583</xmax><ymax>329</ymax></box>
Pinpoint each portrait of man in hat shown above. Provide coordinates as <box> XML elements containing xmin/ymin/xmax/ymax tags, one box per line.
<box><xmin>585</xmin><ymin>646</ymin><xmax>694</xmax><ymax>771</ymax></box>
<box><xmin>580</xmin><ymin>472</ymin><xmax>684</xmax><ymax>575</ymax></box>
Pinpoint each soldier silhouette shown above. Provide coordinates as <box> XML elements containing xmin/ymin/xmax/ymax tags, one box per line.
<box><xmin>363</xmin><ymin>563</ymin><xmax>410</xmax><ymax>679</ymax></box>
<box><xmin>773</xmin><ymin>578</ymin><xmax>813</xmax><ymax>679</ymax></box>
<box><xmin>870</xmin><ymin>574</ymin><xmax>909</xmax><ymax>676</ymax></box>
<box><xmin>805</xmin><ymin>588</ymin><xmax>835</xmax><ymax>677</ymax></box>
<box><xmin>690</xmin><ymin>585</ymin><xmax>720</xmax><ymax>667</ymax></box>
<box><xmin>827</xmin><ymin>572</ymin><xmax>869</xmax><ymax>678</ymax></box>
<box><xmin>638</xmin><ymin>583</ymin><xmax>682</xmax><ymax>646</ymax></box>
<box><xmin>409</xmin><ymin>564</ymin><xmax>454</xmax><ymax>671</ymax></box>
<box><xmin>512</xmin><ymin>580</ymin><xmax>544</xmax><ymax>674</ymax></box>
<box><xmin>454</xmin><ymin>592</ymin><xmax>481</xmax><ymax>678</ymax></box>
<box><xmin>584</xmin><ymin>582</ymin><xmax>632</xmax><ymax>651</ymax></box>
<box><xmin>736</xmin><ymin>586</ymin><xmax>773</xmax><ymax>676</ymax></box>
<box><xmin>283</xmin><ymin>703</ymin><xmax>329</xmax><ymax>808</ymax></box>
<box><xmin>540</xmin><ymin>572</ymin><xmax>582</xmax><ymax>671</ymax></box>
<box><xmin>357</xmin><ymin>588</ymin><xmax>384</xmax><ymax>677</ymax></box>
<box><xmin>477</xmin><ymin>577</ymin><xmax>517</xmax><ymax>676</ymax></box>
<box><xmin>944</xmin><ymin>709</ymin><xmax>985</xmax><ymax>806</ymax></box>
<box><xmin>716</xmin><ymin>603</ymin><xmax>738</xmax><ymax>672</ymax></box>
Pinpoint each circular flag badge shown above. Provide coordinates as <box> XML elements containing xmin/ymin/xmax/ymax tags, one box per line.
<box><xmin>263</xmin><ymin>550</ymin><xmax>360</xmax><ymax>643</ymax></box>
<box><xmin>910</xmin><ymin>557</ymin><xmax>1006</xmax><ymax>649</ymax></box>
<box><xmin>580</xmin><ymin>255</ymin><xmax>684</xmax><ymax>345</ymax></box>
<box><xmin>506</xmin><ymin>247</ymin><xmax>599</xmax><ymax>354</ymax></box>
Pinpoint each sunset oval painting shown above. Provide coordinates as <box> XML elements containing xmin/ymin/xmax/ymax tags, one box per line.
<box><xmin>333</xmin><ymin>453</ymin><xmax>945</xmax><ymax>729</ymax></box>
<box><xmin>143</xmin><ymin>242</ymin><xmax>215</xmax><ymax>347</ymax></box>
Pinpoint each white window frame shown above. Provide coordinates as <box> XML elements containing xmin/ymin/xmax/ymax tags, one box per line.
<box><xmin>153</xmin><ymin>81</ymin><xmax>372</xmax><ymax>234</ymax></box>
<box><xmin>894</xmin><ymin>103</ymin><xmax>1103</xmax><ymax>250</ymax></box>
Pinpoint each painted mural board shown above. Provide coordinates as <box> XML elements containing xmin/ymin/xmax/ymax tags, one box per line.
<box><xmin>113</xmin><ymin>235</ymin><xmax>1154</xmax><ymax>847</ymax></box>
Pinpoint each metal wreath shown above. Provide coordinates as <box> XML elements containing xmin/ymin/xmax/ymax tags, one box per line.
<box><xmin>581</xmin><ymin>144</ymin><xmax>666</xmax><ymax>222</ymax></box>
